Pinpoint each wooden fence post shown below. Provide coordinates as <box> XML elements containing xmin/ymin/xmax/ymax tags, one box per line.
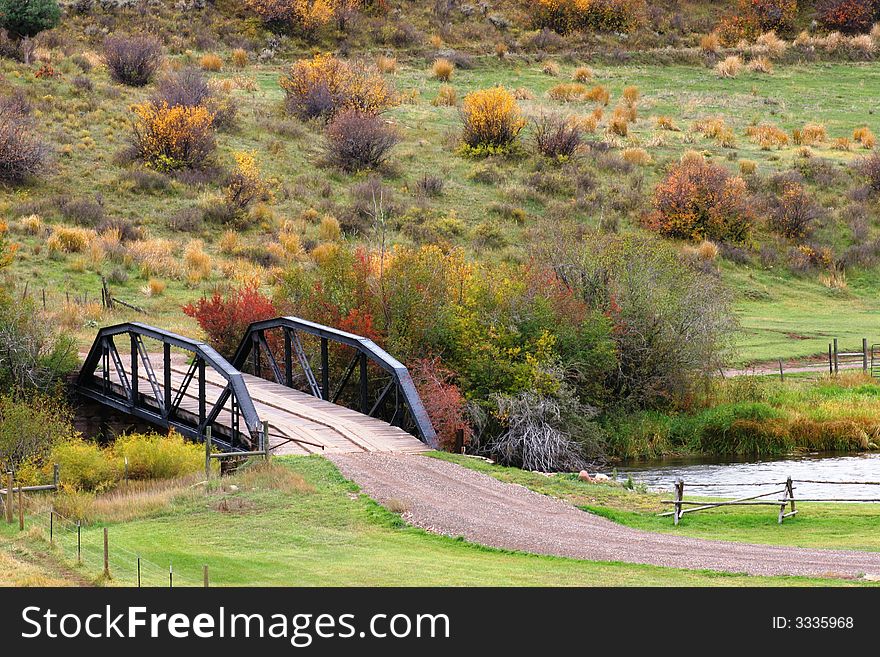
<box><xmin>53</xmin><ymin>463</ymin><xmax>59</xmax><ymax>489</ymax></box>
<box><xmin>673</xmin><ymin>478</ymin><xmax>684</xmax><ymax>526</ymax></box>
<box><xmin>454</xmin><ymin>428</ymin><xmax>464</xmax><ymax>454</ymax></box>
<box><xmin>828</xmin><ymin>343</ymin><xmax>833</xmax><ymax>375</ymax></box>
<box><xmin>833</xmin><ymin>338</ymin><xmax>839</xmax><ymax>374</ymax></box>
<box><xmin>778</xmin><ymin>360</ymin><xmax>784</xmax><ymax>382</ymax></box>
<box><xmin>203</xmin><ymin>565</ymin><xmax>209</xmax><ymax>588</ymax></box>
<box><xmin>77</xmin><ymin>522</ymin><xmax>81</xmax><ymax>565</ymax></box>
<box><xmin>103</xmin><ymin>527</ymin><xmax>110</xmax><ymax>578</ymax></box>
<box><xmin>863</xmin><ymin>338</ymin><xmax>869</xmax><ymax>373</ymax></box>
<box><xmin>5</xmin><ymin>472</ymin><xmax>12</xmax><ymax>524</ymax></box>
<box><xmin>263</xmin><ymin>421</ymin><xmax>270</xmax><ymax>460</ymax></box>
<box><xmin>18</xmin><ymin>485</ymin><xmax>23</xmax><ymax>531</ymax></box>
<box><xmin>49</xmin><ymin>508</ymin><xmax>53</xmax><ymax>544</ymax></box>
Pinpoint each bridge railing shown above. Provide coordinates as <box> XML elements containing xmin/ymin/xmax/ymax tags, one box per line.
<box><xmin>76</xmin><ymin>322</ymin><xmax>261</xmax><ymax>451</ymax></box>
<box><xmin>231</xmin><ymin>316</ymin><xmax>437</xmax><ymax>447</ymax></box>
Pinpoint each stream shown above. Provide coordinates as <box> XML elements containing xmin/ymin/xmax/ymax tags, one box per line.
<box><xmin>615</xmin><ymin>452</ymin><xmax>880</xmax><ymax>499</ymax></box>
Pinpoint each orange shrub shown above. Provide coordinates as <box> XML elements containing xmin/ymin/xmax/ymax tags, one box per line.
<box><xmin>131</xmin><ymin>102</ymin><xmax>216</xmax><ymax>171</ymax></box>
<box><xmin>280</xmin><ymin>53</ymin><xmax>397</xmax><ymax>120</ymax></box>
<box><xmin>548</xmin><ymin>83</ymin><xmax>587</xmax><ymax>101</ymax></box>
<box><xmin>231</xmin><ymin>48</ymin><xmax>249</xmax><ymax>69</ymax></box>
<box><xmin>460</xmin><ymin>86</ymin><xmax>526</xmax><ymax>154</ymax></box>
<box><xmin>746</xmin><ymin>122</ymin><xmax>789</xmax><ymax>149</ymax></box>
<box><xmin>573</xmin><ymin>66</ymin><xmax>594</xmax><ymax>82</ymax></box>
<box><xmin>245</xmin><ymin>0</ymin><xmax>340</xmax><ymax>31</ymax></box>
<box><xmin>584</xmin><ymin>84</ymin><xmax>610</xmax><ymax>105</ymax></box>
<box><xmin>854</xmin><ymin>126</ymin><xmax>876</xmax><ymax>148</ymax></box>
<box><xmin>649</xmin><ymin>157</ymin><xmax>753</xmax><ymax>242</ymax></box>
<box><xmin>531</xmin><ymin>0</ymin><xmax>646</xmax><ymax>35</ymax></box>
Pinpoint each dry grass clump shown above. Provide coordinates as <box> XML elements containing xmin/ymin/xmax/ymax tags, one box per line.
<box><xmin>746</xmin><ymin>123</ymin><xmax>789</xmax><ymax>149</ymax></box>
<box><xmin>584</xmin><ymin>84</ymin><xmax>610</xmax><ymax>105</ymax></box>
<box><xmin>622</xmin><ymin>86</ymin><xmax>640</xmax><ymax>105</ymax></box>
<box><xmin>432</xmin><ymin>58</ymin><xmax>454</xmax><ymax>81</ymax></box>
<box><xmin>608</xmin><ymin>113</ymin><xmax>629</xmax><ymax>137</ymax></box>
<box><xmin>377</xmin><ymin>55</ymin><xmax>397</xmax><ymax>73</ymax></box>
<box><xmin>850</xmin><ymin>34</ymin><xmax>876</xmax><ymax>53</ymax></box>
<box><xmin>512</xmin><ymin>87</ymin><xmax>535</xmax><ymax>101</ymax></box>
<box><xmin>127</xmin><ymin>238</ymin><xmax>180</xmax><ymax>278</ymax></box>
<box><xmin>739</xmin><ymin>159</ymin><xmax>758</xmax><ymax>175</ymax></box>
<box><xmin>184</xmin><ymin>239</ymin><xmax>212</xmax><ymax>282</ymax></box>
<box><xmin>854</xmin><ymin>126</ymin><xmax>877</xmax><ymax>149</ymax></box>
<box><xmin>573</xmin><ymin>66</ymin><xmax>594</xmax><ymax>82</ymax></box>
<box><xmin>755</xmin><ymin>31</ymin><xmax>787</xmax><ymax>58</ymax></box>
<box><xmin>19</xmin><ymin>214</ymin><xmax>43</xmax><ymax>235</ymax></box>
<box><xmin>432</xmin><ymin>84</ymin><xmax>458</xmax><ymax>106</ymax></box>
<box><xmin>684</xmin><ymin>239</ymin><xmax>720</xmax><ymax>262</ymax></box>
<box><xmin>141</xmin><ymin>278</ymin><xmax>166</xmax><ymax>297</ymax></box>
<box><xmin>715</xmin><ymin>55</ymin><xmax>743</xmax><ymax>78</ymax></box>
<box><xmin>199</xmin><ymin>53</ymin><xmax>223</xmax><ymax>72</ymax></box>
<box><xmin>229</xmin><ymin>460</ymin><xmax>314</xmax><ymax>495</ymax></box>
<box><xmin>47</xmin><ymin>225</ymin><xmax>94</xmax><ymax>254</ymax></box>
<box><xmin>574</xmin><ymin>110</ymin><xmax>601</xmax><ymax>133</ymax></box>
<box><xmin>794</xmin><ymin>30</ymin><xmax>812</xmax><ymax>47</ymax></box>
<box><xmin>820</xmin><ymin>268</ymin><xmax>847</xmax><ymax>290</ymax></box>
<box><xmin>700</xmin><ymin>32</ymin><xmax>721</xmax><ymax>53</ymax></box>
<box><xmin>747</xmin><ymin>56</ymin><xmax>773</xmax><ymax>74</ymax></box>
<box><xmin>817</xmin><ymin>31</ymin><xmax>845</xmax><ymax>52</ymax></box>
<box><xmin>833</xmin><ymin>136</ymin><xmax>854</xmax><ymax>151</ymax></box>
<box><xmin>542</xmin><ymin>60</ymin><xmax>560</xmax><ymax>76</ymax></box>
<box><xmin>655</xmin><ymin>115</ymin><xmax>679</xmax><ymax>131</ymax></box>
<box><xmin>231</xmin><ymin>48</ymin><xmax>248</xmax><ymax>69</ymax></box>
<box><xmin>796</xmin><ymin>122</ymin><xmax>827</xmax><ymax>146</ymax></box>
<box><xmin>622</xmin><ymin>147</ymin><xmax>651</xmax><ymax>165</ymax></box>
<box><xmin>692</xmin><ymin>117</ymin><xmax>736</xmax><ymax>147</ymax></box>
<box><xmin>495</xmin><ymin>42</ymin><xmax>508</xmax><ymax>59</ymax></box>
<box><xmin>548</xmin><ymin>83</ymin><xmax>587</xmax><ymax>102</ymax></box>
<box><xmin>219</xmin><ymin>229</ymin><xmax>242</xmax><ymax>254</ymax></box>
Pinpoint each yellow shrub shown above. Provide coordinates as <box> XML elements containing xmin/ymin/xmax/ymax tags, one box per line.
<box><xmin>47</xmin><ymin>226</ymin><xmax>94</xmax><ymax>254</ymax></box>
<box><xmin>429</xmin><ymin>34</ymin><xmax>443</xmax><ymax>48</ymax></box>
<box><xmin>432</xmin><ymin>84</ymin><xmax>458</xmax><ymax>107</ymax></box>
<box><xmin>127</xmin><ymin>238</ymin><xmax>180</xmax><ymax>278</ymax></box>
<box><xmin>219</xmin><ymin>230</ymin><xmax>241</xmax><ymax>254</ymax></box>
<box><xmin>131</xmin><ymin>101</ymin><xmax>215</xmax><ymax>171</ymax></box>
<box><xmin>548</xmin><ymin>83</ymin><xmax>587</xmax><ymax>101</ymax></box>
<box><xmin>280</xmin><ymin>53</ymin><xmax>397</xmax><ymax>120</ymax></box>
<box><xmin>318</xmin><ymin>214</ymin><xmax>342</xmax><ymax>241</ymax></box>
<box><xmin>584</xmin><ymin>84</ymin><xmax>610</xmax><ymax>105</ymax></box>
<box><xmin>231</xmin><ymin>48</ymin><xmax>248</xmax><ymax>69</ymax></box>
<box><xmin>225</xmin><ymin>150</ymin><xmax>266</xmax><ymax>213</ymax></box>
<box><xmin>460</xmin><ymin>86</ymin><xmax>526</xmax><ymax>153</ymax></box>
<box><xmin>199</xmin><ymin>53</ymin><xmax>223</xmax><ymax>71</ymax></box>
<box><xmin>113</xmin><ymin>432</ymin><xmax>204</xmax><ymax>480</ymax></box>
<box><xmin>573</xmin><ymin>66</ymin><xmax>594</xmax><ymax>82</ymax></box>
<box><xmin>50</xmin><ymin>439</ymin><xmax>119</xmax><ymax>493</ymax></box>
<box><xmin>432</xmin><ymin>58</ymin><xmax>454</xmax><ymax>81</ymax></box>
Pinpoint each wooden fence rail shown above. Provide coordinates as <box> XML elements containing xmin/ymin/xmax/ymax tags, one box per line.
<box><xmin>661</xmin><ymin>476</ymin><xmax>880</xmax><ymax>525</ymax></box>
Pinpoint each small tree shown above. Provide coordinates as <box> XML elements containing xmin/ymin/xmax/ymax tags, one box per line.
<box><xmin>0</xmin><ymin>0</ymin><xmax>60</xmax><ymax>39</ymax></box>
<box><xmin>324</xmin><ymin>110</ymin><xmax>399</xmax><ymax>171</ymax></box>
<box><xmin>182</xmin><ymin>286</ymin><xmax>277</xmax><ymax>358</ymax></box>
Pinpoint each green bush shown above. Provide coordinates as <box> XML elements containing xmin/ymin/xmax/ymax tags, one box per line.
<box><xmin>0</xmin><ymin>393</ymin><xmax>74</xmax><ymax>473</ymax></box>
<box><xmin>113</xmin><ymin>432</ymin><xmax>204</xmax><ymax>480</ymax></box>
<box><xmin>50</xmin><ymin>440</ymin><xmax>119</xmax><ymax>492</ymax></box>
<box><xmin>0</xmin><ymin>0</ymin><xmax>61</xmax><ymax>39</ymax></box>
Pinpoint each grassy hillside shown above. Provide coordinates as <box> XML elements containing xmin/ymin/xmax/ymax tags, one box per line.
<box><xmin>1</xmin><ymin>455</ymin><xmax>872</xmax><ymax>586</ymax></box>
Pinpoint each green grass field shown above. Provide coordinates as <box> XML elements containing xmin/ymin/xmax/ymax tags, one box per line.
<box><xmin>0</xmin><ymin>455</ymin><xmax>871</xmax><ymax>587</ymax></box>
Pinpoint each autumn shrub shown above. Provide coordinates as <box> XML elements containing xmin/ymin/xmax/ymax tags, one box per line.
<box><xmin>717</xmin><ymin>14</ymin><xmax>759</xmax><ymax>45</ymax></box>
<box><xmin>859</xmin><ymin>152</ymin><xmax>880</xmax><ymax>190</ymax></box>
<box><xmin>50</xmin><ymin>439</ymin><xmax>118</xmax><ymax>492</ymax></box>
<box><xmin>131</xmin><ymin>101</ymin><xmax>216</xmax><ymax>171</ymax></box>
<box><xmin>376</xmin><ymin>55</ymin><xmax>396</xmax><ymax>73</ymax></box>
<box><xmin>817</xmin><ymin>0</ymin><xmax>876</xmax><ymax>34</ymax></box>
<box><xmin>431</xmin><ymin>57</ymin><xmax>454</xmax><ymax>81</ymax></box>
<box><xmin>280</xmin><ymin>53</ymin><xmax>397</xmax><ymax>121</ymax></box>
<box><xmin>700</xmin><ymin>32</ymin><xmax>721</xmax><ymax>53</ymax></box>
<box><xmin>411</xmin><ymin>357</ymin><xmax>473</xmax><ymax>451</ymax></box>
<box><xmin>245</xmin><ymin>0</ymin><xmax>340</xmax><ymax>32</ymax></box>
<box><xmin>584</xmin><ymin>84</ymin><xmax>610</xmax><ymax>105</ymax></box>
<box><xmin>0</xmin><ymin>99</ymin><xmax>47</xmax><ymax>184</ymax></box>
<box><xmin>182</xmin><ymin>285</ymin><xmax>277</xmax><ymax>358</ymax></box>
<box><xmin>573</xmin><ymin>66</ymin><xmax>594</xmax><ymax>82</ymax></box>
<box><xmin>224</xmin><ymin>151</ymin><xmax>267</xmax><ymax>216</ymax></box>
<box><xmin>325</xmin><ymin>109</ymin><xmax>399</xmax><ymax>171</ymax></box>
<box><xmin>532</xmin><ymin>113</ymin><xmax>582</xmax><ymax>159</ymax></box>
<box><xmin>531</xmin><ymin>0</ymin><xmax>646</xmax><ymax>35</ymax></box>
<box><xmin>649</xmin><ymin>156</ymin><xmax>753</xmax><ymax>242</ymax></box>
<box><xmin>747</xmin><ymin>0</ymin><xmax>798</xmax><ymax>32</ymax></box>
<box><xmin>459</xmin><ymin>86</ymin><xmax>526</xmax><ymax>155</ymax></box>
<box><xmin>769</xmin><ymin>183</ymin><xmax>824</xmax><ymax>239</ymax></box>
<box><xmin>47</xmin><ymin>225</ymin><xmax>93</xmax><ymax>254</ymax></box>
<box><xmin>103</xmin><ymin>35</ymin><xmax>164</xmax><ymax>87</ymax></box>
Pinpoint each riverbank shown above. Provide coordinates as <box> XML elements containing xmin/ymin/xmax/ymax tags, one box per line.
<box><xmin>429</xmin><ymin>453</ymin><xmax>880</xmax><ymax>554</ymax></box>
<box><xmin>602</xmin><ymin>373</ymin><xmax>880</xmax><ymax>460</ymax></box>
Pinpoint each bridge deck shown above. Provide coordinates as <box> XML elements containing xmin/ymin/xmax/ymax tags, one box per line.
<box><xmin>107</xmin><ymin>355</ymin><xmax>430</xmax><ymax>455</ymax></box>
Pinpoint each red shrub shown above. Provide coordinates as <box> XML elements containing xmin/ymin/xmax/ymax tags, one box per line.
<box><xmin>817</xmin><ymin>0</ymin><xmax>876</xmax><ymax>34</ymax></box>
<box><xmin>410</xmin><ymin>357</ymin><xmax>472</xmax><ymax>452</ymax></box>
<box><xmin>747</xmin><ymin>0</ymin><xmax>798</xmax><ymax>32</ymax></box>
<box><xmin>182</xmin><ymin>286</ymin><xmax>277</xmax><ymax>358</ymax></box>
<box><xmin>648</xmin><ymin>157</ymin><xmax>753</xmax><ymax>242</ymax></box>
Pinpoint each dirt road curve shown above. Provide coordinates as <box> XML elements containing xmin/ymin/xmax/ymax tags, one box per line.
<box><xmin>329</xmin><ymin>453</ymin><xmax>880</xmax><ymax>579</ymax></box>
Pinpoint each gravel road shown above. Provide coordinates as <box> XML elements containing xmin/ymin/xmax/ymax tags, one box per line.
<box><xmin>329</xmin><ymin>452</ymin><xmax>880</xmax><ymax>579</ymax></box>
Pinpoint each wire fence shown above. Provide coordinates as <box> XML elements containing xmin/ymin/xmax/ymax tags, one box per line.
<box><xmin>20</xmin><ymin>506</ymin><xmax>209</xmax><ymax>587</ymax></box>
